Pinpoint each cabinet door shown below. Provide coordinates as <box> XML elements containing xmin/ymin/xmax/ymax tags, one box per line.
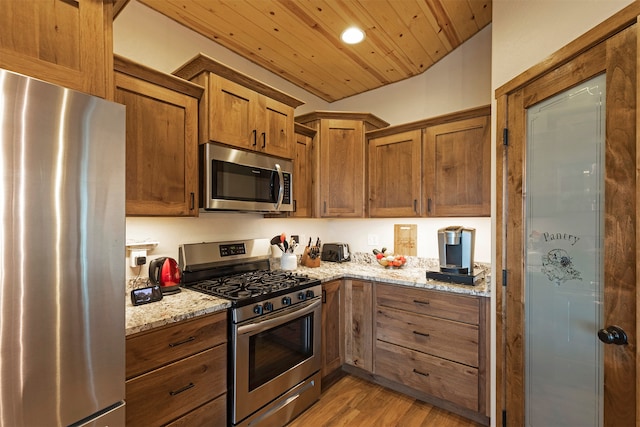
<box><xmin>368</xmin><ymin>130</ymin><xmax>422</xmax><ymax>217</ymax></box>
<box><xmin>262</xmin><ymin>97</ymin><xmax>294</xmax><ymax>159</ymax></box>
<box><xmin>343</xmin><ymin>279</ymin><xmax>373</xmax><ymax>372</ymax></box>
<box><xmin>208</xmin><ymin>75</ymin><xmax>258</xmax><ymax>150</ymax></box>
<box><xmin>115</xmin><ymin>73</ymin><xmax>198</xmax><ymax>216</ymax></box>
<box><xmin>424</xmin><ymin>115</ymin><xmax>490</xmax><ymax>217</ymax></box>
<box><xmin>321</xmin><ymin>280</ymin><xmax>343</xmax><ymax>378</ymax></box>
<box><xmin>292</xmin><ymin>130</ymin><xmax>313</xmax><ymax>217</ymax></box>
<box><xmin>319</xmin><ymin>119</ymin><xmax>365</xmax><ymax>217</ymax></box>
<box><xmin>0</xmin><ymin>0</ymin><xmax>111</xmax><ymax>98</ymax></box>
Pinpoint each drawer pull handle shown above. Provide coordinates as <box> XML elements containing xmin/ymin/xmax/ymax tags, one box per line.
<box><xmin>413</xmin><ymin>330</ymin><xmax>430</xmax><ymax>338</ymax></box>
<box><xmin>413</xmin><ymin>299</ymin><xmax>430</xmax><ymax>305</ymax></box>
<box><xmin>413</xmin><ymin>369</ymin><xmax>430</xmax><ymax>377</ymax></box>
<box><xmin>169</xmin><ymin>336</ymin><xmax>196</xmax><ymax>347</ymax></box>
<box><xmin>169</xmin><ymin>382</ymin><xmax>195</xmax><ymax>396</ymax></box>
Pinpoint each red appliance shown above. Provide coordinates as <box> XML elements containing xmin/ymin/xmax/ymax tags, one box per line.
<box><xmin>149</xmin><ymin>257</ymin><xmax>182</xmax><ymax>294</ymax></box>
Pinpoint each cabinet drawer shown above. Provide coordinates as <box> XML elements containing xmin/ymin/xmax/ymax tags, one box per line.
<box><xmin>126</xmin><ymin>311</ymin><xmax>227</xmax><ymax>378</ymax></box>
<box><xmin>375</xmin><ymin>340</ymin><xmax>478</xmax><ymax>412</ymax></box>
<box><xmin>376</xmin><ymin>284</ymin><xmax>479</xmax><ymax>324</ymax></box>
<box><xmin>165</xmin><ymin>393</ymin><xmax>227</xmax><ymax>427</ymax></box>
<box><xmin>126</xmin><ymin>345</ymin><xmax>227</xmax><ymax>427</ymax></box>
<box><xmin>376</xmin><ymin>307</ymin><xmax>478</xmax><ymax>367</ymax></box>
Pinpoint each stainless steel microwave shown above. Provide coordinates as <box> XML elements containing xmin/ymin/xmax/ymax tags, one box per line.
<box><xmin>201</xmin><ymin>144</ymin><xmax>293</xmax><ymax>212</ymax></box>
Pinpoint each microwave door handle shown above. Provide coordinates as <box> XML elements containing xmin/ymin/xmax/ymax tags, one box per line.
<box><xmin>274</xmin><ymin>163</ymin><xmax>284</xmax><ymax>210</ymax></box>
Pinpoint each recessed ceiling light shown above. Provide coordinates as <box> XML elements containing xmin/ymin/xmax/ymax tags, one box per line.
<box><xmin>341</xmin><ymin>27</ymin><xmax>365</xmax><ymax>44</ymax></box>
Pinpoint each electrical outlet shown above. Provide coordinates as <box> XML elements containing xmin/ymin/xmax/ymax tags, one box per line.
<box><xmin>367</xmin><ymin>234</ymin><xmax>379</xmax><ymax>246</ymax></box>
<box><xmin>130</xmin><ymin>249</ymin><xmax>147</xmax><ymax>268</ymax></box>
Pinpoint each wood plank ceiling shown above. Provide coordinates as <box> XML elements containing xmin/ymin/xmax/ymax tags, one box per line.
<box><xmin>134</xmin><ymin>0</ymin><xmax>492</xmax><ymax>102</ymax></box>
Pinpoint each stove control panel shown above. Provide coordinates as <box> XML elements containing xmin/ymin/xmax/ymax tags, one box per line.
<box><xmin>219</xmin><ymin>242</ymin><xmax>247</xmax><ymax>257</ymax></box>
<box><xmin>234</xmin><ymin>283</ymin><xmax>321</xmax><ymax>324</ymax></box>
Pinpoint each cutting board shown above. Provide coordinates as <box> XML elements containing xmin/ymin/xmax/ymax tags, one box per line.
<box><xmin>394</xmin><ymin>224</ymin><xmax>417</xmax><ymax>256</ymax></box>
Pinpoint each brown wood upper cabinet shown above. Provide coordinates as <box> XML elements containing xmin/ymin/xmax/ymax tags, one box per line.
<box><xmin>291</xmin><ymin>123</ymin><xmax>316</xmax><ymax>218</ymax></box>
<box><xmin>174</xmin><ymin>53</ymin><xmax>304</xmax><ymax>160</ymax></box>
<box><xmin>368</xmin><ymin>130</ymin><xmax>422</xmax><ymax>217</ymax></box>
<box><xmin>424</xmin><ymin>114</ymin><xmax>491</xmax><ymax>217</ymax></box>
<box><xmin>295</xmin><ymin>112</ymin><xmax>389</xmax><ymax>218</ymax></box>
<box><xmin>0</xmin><ymin>0</ymin><xmax>113</xmax><ymax>99</ymax></box>
<box><xmin>367</xmin><ymin>106</ymin><xmax>491</xmax><ymax>218</ymax></box>
<box><xmin>114</xmin><ymin>55</ymin><xmax>203</xmax><ymax>217</ymax></box>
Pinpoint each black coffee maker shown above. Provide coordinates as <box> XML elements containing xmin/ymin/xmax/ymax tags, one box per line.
<box><xmin>426</xmin><ymin>226</ymin><xmax>483</xmax><ymax>285</ymax></box>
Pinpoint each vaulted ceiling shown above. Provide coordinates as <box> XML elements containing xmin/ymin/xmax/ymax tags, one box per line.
<box><xmin>126</xmin><ymin>0</ymin><xmax>492</xmax><ymax>102</ymax></box>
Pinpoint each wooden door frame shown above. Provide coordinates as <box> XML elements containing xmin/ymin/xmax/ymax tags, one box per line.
<box><xmin>495</xmin><ymin>3</ymin><xmax>640</xmax><ymax>426</ymax></box>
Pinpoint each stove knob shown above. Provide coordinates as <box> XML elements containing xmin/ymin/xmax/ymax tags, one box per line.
<box><xmin>306</xmin><ymin>289</ymin><xmax>315</xmax><ymax>299</ymax></box>
<box><xmin>263</xmin><ymin>302</ymin><xmax>274</xmax><ymax>312</ymax></box>
<box><xmin>253</xmin><ymin>304</ymin><xmax>263</xmax><ymax>315</ymax></box>
<box><xmin>298</xmin><ymin>292</ymin><xmax>306</xmax><ymax>301</ymax></box>
<box><xmin>282</xmin><ymin>296</ymin><xmax>292</xmax><ymax>306</ymax></box>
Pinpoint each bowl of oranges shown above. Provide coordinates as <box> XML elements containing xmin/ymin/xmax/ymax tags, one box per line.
<box><xmin>373</xmin><ymin>248</ymin><xmax>407</xmax><ymax>268</ymax></box>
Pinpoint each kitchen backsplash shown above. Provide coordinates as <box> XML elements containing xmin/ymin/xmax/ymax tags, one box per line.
<box><xmin>125</xmin><ymin>214</ymin><xmax>492</xmax><ymax>282</ymax></box>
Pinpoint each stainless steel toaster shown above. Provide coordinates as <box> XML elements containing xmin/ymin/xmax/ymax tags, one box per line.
<box><xmin>321</xmin><ymin>243</ymin><xmax>351</xmax><ymax>263</ymax></box>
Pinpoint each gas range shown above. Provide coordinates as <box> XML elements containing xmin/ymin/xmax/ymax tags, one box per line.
<box><xmin>179</xmin><ymin>238</ymin><xmax>322</xmax><ymax>426</ymax></box>
<box><xmin>179</xmin><ymin>239</ymin><xmax>321</xmax><ymax>323</ymax></box>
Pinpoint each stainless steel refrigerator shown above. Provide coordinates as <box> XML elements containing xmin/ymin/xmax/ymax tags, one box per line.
<box><xmin>0</xmin><ymin>68</ymin><xmax>126</xmax><ymax>425</ymax></box>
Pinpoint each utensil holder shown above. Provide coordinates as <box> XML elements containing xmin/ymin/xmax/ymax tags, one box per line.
<box><xmin>301</xmin><ymin>247</ymin><xmax>321</xmax><ymax>268</ymax></box>
<box><xmin>281</xmin><ymin>252</ymin><xmax>297</xmax><ymax>270</ymax></box>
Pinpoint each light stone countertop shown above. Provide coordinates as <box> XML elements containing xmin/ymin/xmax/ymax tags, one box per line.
<box><xmin>125</xmin><ymin>288</ymin><xmax>230</xmax><ymax>336</ymax></box>
<box><xmin>125</xmin><ymin>254</ymin><xmax>491</xmax><ymax>336</ymax></box>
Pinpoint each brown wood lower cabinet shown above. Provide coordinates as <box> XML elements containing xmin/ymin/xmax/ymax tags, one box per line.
<box><xmin>343</xmin><ymin>279</ymin><xmax>373</xmax><ymax>372</ymax></box>
<box><xmin>321</xmin><ymin>280</ymin><xmax>343</xmax><ymax>379</ymax></box>
<box><xmin>376</xmin><ymin>340</ymin><xmax>479</xmax><ymax>411</ymax></box>
<box><xmin>125</xmin><ymin>312</ymin><xmax>227</xmax><ymax>426</ymax></box>
<box><xmin>374</xmin><ymin>283</ymin><xmax>490</xmax><ymax>425</ymax></box>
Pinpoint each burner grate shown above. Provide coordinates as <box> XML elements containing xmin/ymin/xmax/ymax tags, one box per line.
<box><xmin>188</xmin><ymin>269</ymin><xmax>314</xmax><ymax>301</ymax></box>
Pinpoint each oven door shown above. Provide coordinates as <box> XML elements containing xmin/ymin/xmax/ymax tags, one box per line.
<box><xmin>232</xmin><ymin>298</ymin><xmax>321</xmax><ymax>424</ymax></box>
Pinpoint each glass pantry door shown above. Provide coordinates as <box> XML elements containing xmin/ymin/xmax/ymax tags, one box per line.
<box><xmin>524</xmin><ymin>74</ymin><xmax>605</xmax><ymax>426</ymax></box>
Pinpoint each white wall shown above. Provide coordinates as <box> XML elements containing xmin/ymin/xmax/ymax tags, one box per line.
<box><xmin>492</xmin><ymin>0</ymin><xmax>633</xmax><ymax>89</ymax></box>
<box><xmin>331</xmin><ymin>25</ymin><xmax>492</xmax><ymax>125</ymax></box>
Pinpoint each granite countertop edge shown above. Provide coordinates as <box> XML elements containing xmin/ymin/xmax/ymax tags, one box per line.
<box><xmin>126</xmin><ymin>257</ymin><xmax>491</xmax><ymax>336</ymax></box>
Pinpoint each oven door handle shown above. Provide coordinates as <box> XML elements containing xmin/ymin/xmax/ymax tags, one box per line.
<box><xmin>237</xmin><ymin>298</ymin><xmax>320</xmax><ymax>336</ymax></box>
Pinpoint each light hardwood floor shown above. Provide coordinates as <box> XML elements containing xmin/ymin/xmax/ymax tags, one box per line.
<box><xmin>287</xmin><ymin>375</ymin><xmax>484</xmax><ymax>427</ymax></box>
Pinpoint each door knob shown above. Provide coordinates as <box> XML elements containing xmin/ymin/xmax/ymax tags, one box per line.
<box><xmin>597</xmin><ymin>325</ymin><xmax>628</xmax><ymax>345</ymax></box>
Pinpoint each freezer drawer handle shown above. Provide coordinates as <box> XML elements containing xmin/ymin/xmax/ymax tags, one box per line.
<box><xmin>169</xmin><ymin>336</ymin><xmax>196</xmax><ymax>347</ymax></box>
<box><xmin>413</xmin><ymin>330</ymin><xmax>430</xmax><ymax>338</ymax></box>
<box><xmin>413</xmin><ymin>299</ymin><xmax>430</xmax><ymax>305</ymax></box>
<box><xmin>169</xmin><ymin>382</ymin><xmax>195</xmax><ymax>396</ymax></box>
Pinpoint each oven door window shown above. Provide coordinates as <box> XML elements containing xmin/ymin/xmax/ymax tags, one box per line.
<box><xmin>249</xmin><ymin>312</ymin><xmax>313</xmax><ymax>391</ymax></box>
<box><xmin>212</xmin><ymin>160</ymin><xmax>277</xmax><ymax>203</ymax></box>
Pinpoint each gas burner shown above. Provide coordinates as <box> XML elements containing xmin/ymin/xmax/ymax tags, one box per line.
<box><xmin>187</xmin><ymin>268</ymin><xmax>317</xmax><ymax>305</ymax></box>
